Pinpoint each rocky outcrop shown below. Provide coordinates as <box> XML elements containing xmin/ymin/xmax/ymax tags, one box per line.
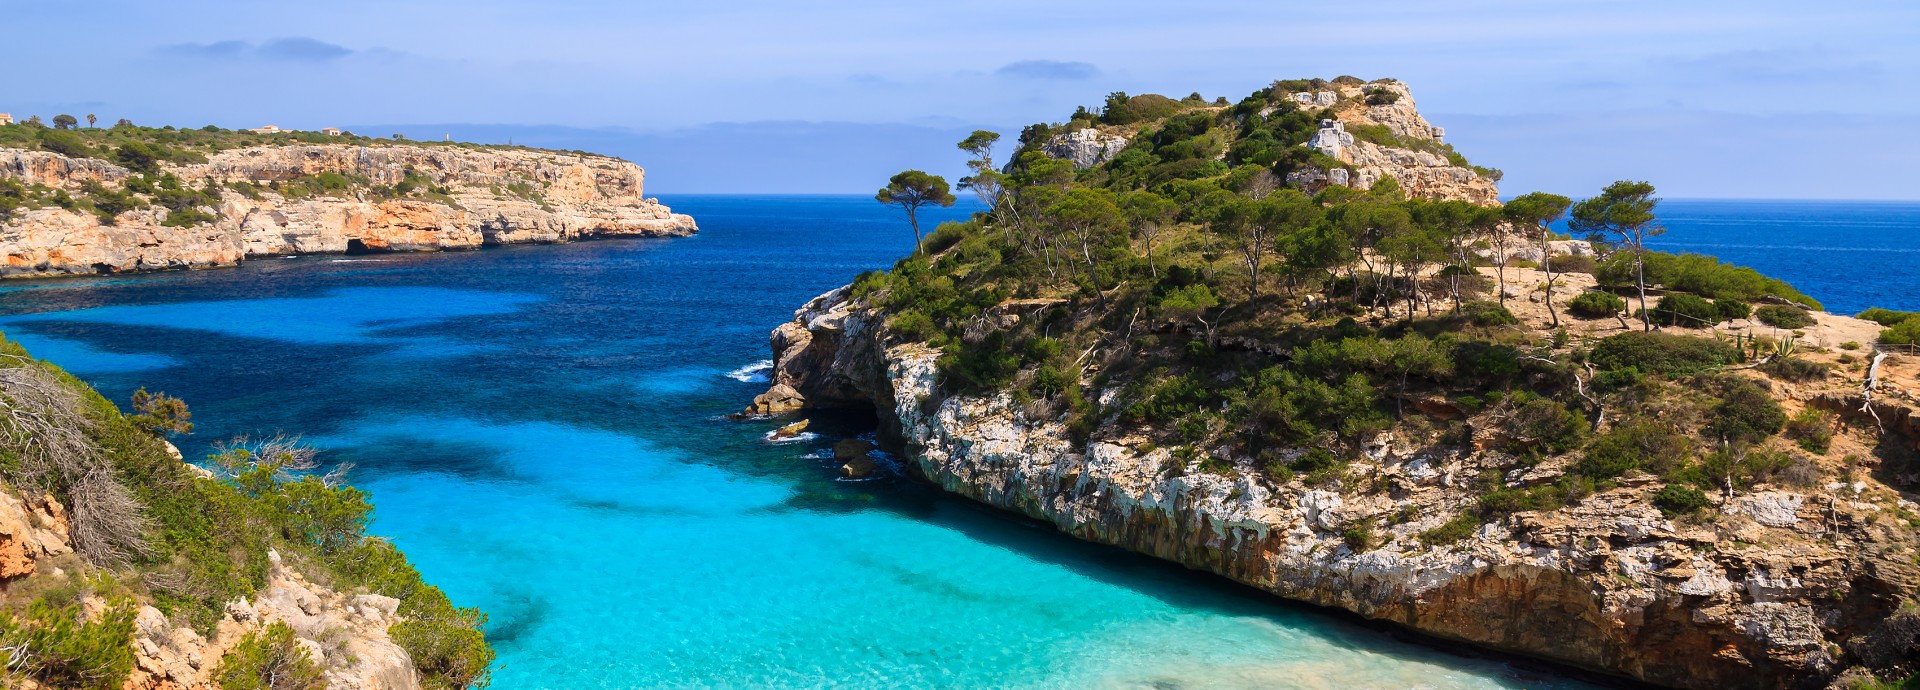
<box><xmin>1042</xmin><ymin>128</ymin><xmax>1131</xmax><ymax>170</ymax></box>
<box><xmin>0</xmin><ymin>144</ymin><xmax>696</xmax><ymax>278</ymax></box>
<box><xmin>0</xmin><ymin>487</ymin><xmax>423</xmax><ymax>689</ymax></box>
<box><xmin>758</xmin><ymin>287</ymin><xmax>1920</xmax><ymax>689</ymax></box>
<box><xmin>126</xmin><ymin>549</ymin><xmax>420</xmax><ymax>690</ymax></box>
<box><xmin>1300</xmin><ymin>80</ymin><xmax>1501</xmax><ymax>205</ymax></box>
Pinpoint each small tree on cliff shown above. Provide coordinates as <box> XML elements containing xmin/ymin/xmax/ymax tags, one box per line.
<box><xmin>1503</xmin><ymin>192</ymin><xmax>1573</xmax><ymax>327</ymax></box>
<box><xmin>875</xmin><ymin>170</ymin><xmax>955</xmax><ymax>250</ymax></box>
<box><xmin>1570</xmin><ymin>181</ymin><xmax>1663</xmax><ymax>331</ymax></box>
<box><xmin>52</xmin><ymin>114</ymin><xmax>78</xmax><ymax>130</ymax></box>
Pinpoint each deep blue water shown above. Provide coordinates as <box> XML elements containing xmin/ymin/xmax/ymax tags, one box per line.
<box><xmin>7</xmin><ymin>195</ymin><xmax>1905</xmax><ymax>688</ymax></box>
<box><xmin>1601</xmin><ymin>199</ymin><xmax>1920</xmax><ymax>314</ymax></box>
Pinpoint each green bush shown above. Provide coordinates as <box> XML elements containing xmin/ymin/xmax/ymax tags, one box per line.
<box><xmin>1651</xmin><ymin>484</ymin><xmax>1711</xmax><ymax>517</ymax></box>
<box><xmin>1855</xmin><ymin>308</ymin><xmax>1920</xmax><ymax>327</ymax></box>
<box><xmin>1785</xmin><ymin>408</ymin><xmax>1834</xmax><ymax>454</ymax></box>
<box><xmin>1459</xmin><ymin>300</ymin><xmax>1518</xmax><ymax>327</ymax></box>
<box><xmin>213</xmin><ymin>622</ymin><xmax>326</xmax><ymax>690</ymax></box>
<box><xmin>1567</xmin><ymin>291</ymin><xmax>1626</xmax><ymax>318</ymax></box>
<box><xmin>1580</xmin><ymin>419</ymin><xmax>1693</xmax><ymax>479</ymax></box>
<box><xmin>1883</xmin><ymin>319</ymin><xmax>1920</xmax><ymax>346</ymax></box>
<box><xmin>1597</xmin><ymin>251</ymin><xmax>1822</xmax><ymax>309</ymax></box>
<box><xmin>0</xmin><ymin>599</ymin><xmax>138</xmax><ymax>690</ymax></box>
<box><xmin>1589</xmin><ymin>332</ymin><xmax>1737</xmax><ymax>376</ymax></box>
<box><xmin>1418</xmin><ymin>513</ymin><xmax>1480</xmax><ymax>546</ymax></box>
<box><xmin>1760</xmin><ymin>357</ymin><xmax>1830</xmax><ymax>382</ymax></box>
<box><xmin>1650</xmin><ymin>293</ymin><xmax>1724</xmax><ymax>328</ymax></box>
<box><xmin>1505</xmin><ymin>395</ymin><xmax>1586</xmax><ymax>454</ymax></box>
<box><xmin>1342</xmin><ymin>521</ymin><xmax>1377</xmax><ymax>551</ymax></box>
<box><xmin>1754</xmin><ymin>304</ymin><xmax>1816</xmax><ymax>329</ymax></box>
<box><xmin>1714</xmin><ymin>298</ymin><xmax>1752</xmax><ymax>322</ymax></box>
<box><xmin>1708</xmin><ymin>378</ymin><xmax>1787</xmax><ymax>445</ymax></box>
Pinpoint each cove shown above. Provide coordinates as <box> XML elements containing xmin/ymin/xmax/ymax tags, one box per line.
<box><xmin>0</xmin><ymin>196</ymin><xmax>1599</xmax><ymax>688</ymax></box>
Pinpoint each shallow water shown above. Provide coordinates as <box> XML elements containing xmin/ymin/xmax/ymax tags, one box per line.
<box><xmin>32</xmin><ymin>194</ymin><xmax>1900</xmax><ymax>688</ymax></box>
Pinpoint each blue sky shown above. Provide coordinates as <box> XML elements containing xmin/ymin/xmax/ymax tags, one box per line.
<box><xmin>7</xmin><ymin>0</ymin><xmax>1917</xmax><ymax>197</ymax></box>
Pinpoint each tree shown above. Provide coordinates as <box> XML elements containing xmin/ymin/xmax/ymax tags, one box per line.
<box><xmin>1120</xmin><ymin>190</ymin><xmax>1177</xmax><ymax>278</ymax></box>
<box><xmin>130</xmin><ymin>388</ymin><xmax>194</xmax><ymax>437</ymax></box>
<box><xmin>1503</xmin><ymin>192</ymin><xmax>1573</xmax><ymax>327</ymax></box>
<box><xmin>1160</xmin><ymin>284</ymin><xmax>1220</xmax><ymax>346</ymax></box>
<box><xmin>1377</xmin><ymin>215</ymin><xmax>1445</xmax><ymax>318</ymax></box>
<box><xmin>1570</xmin><ymin>181</ymin><xmax>1663</xmax><ymax>331</ymax></box>
<box><xmin>875</xmin><ymin>170</ymin><xmax>956</xmax><ymax>249</ymax></box>
<box><xmin>86</xmin><ymin>113</ymin><xmax>97</xmax><ymax>128</ymax></box>
<box><xmin>1410</xmin><ymin>199</ymin><xmax>1476</xmax><ymax>311</ymax></box>
<box><xmin>1049</xmin><ymin>187</ymin><xmax>1125</xmax><ymax>309</ymax></box>
<box><xmin>1471</xmin><ymin>205</ymin><xmax>1512</xmax><ymax>305</ymax></box>
<box><xmin>52</xmin><ymin>114</ymin><xmax>78</xmax><ymax>130</ymax></box>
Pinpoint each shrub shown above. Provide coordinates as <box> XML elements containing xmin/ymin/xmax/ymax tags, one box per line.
<box><xmin>1342</xmin><ymin>521</ymin><xmax>1377</xmax><ymax>550</ymax></box>
<box><xmin>1460</xmin><ymin>300</ymin><xmax>1518</xmax><ymax>327</ymax></box>
<box><xmin>1785</xmin><ymin>408</ymin><xmax>1834</xmax><ymax>454</ymax></box>
<box><xmin>1597</xmin><ymin>251</ymin><xmax>1822</xmax><ymax>309</ymax></box>
<box><xmin>1651</xmin><ymin>484</ymin><xmax>1711</xmax><ymax>517</ymax></box>
<box><xmin>1714</xmin><ymin>299</ymin><xmax>1752</xmax><ymax>322</ymax></box>
<box><xmin>1855</xmin><ymin>308</ymin><xmax>1920</xmax><ymax>327</ymax></box>
<box><xmin>1754</xmin><ymin>304</ymin><xmax>1816</xmax><ymax>329</ymax></box>
<box><xmin>1708</xmin><ymin>378</ymin><xmax>1787</xmax><ymax>445</ymax></box>
<box><xmin>1506</xmin><ymin>395</ymin><xmax>1586</xmax><ymax>454</ymax></box>
<box><xmin>1589</xmin><ymin>332</ymin><xmax>1737</xmax><ymax>376</ymax></box>
<box><xmin>1580</xmin><ymin>419</ymin><xmax>1693</xmax><ymax>479</ymax></box>
<box><xmin>1883</xmin><ymin>319</ymin><xmax>1920</xmax><ymax>346</ymax></box>
<box><xmin>1650</xmin><ymin>293</ymin><xmax>1724</xmax><ymax>328</ymax></box>
<box><xmin>1760</xmin><ymin>357</ymin><xmax>1830</xmax><ymax>382</ymax></box>
<box><xmin>213</xmin><ymin>622</ymin><xmax>326</xmax><ymax>690</ymax></box>
<box><xmin>1568</xmin><ymin>291</ymin><xmax>1626</xmax><ymax>318</ymax></box>
<box><xmin>1547</xmin><ymin>254</ymin><xmax>1595</xmax><ymax>274</ymax></box>
<box><xmin>1418</xmin><ymin>513</ymin><xmax>1480</xmax><ymax>546</ymax></box>
<box><xmin>0</xmin><ymin>599</ymin><xmax>138</xmax><ymax>690</ymax></box>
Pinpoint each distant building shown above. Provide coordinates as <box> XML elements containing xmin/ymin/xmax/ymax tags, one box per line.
<box><xmin>320</xmin><ymin>127</ymin><xmax>342</xmax><ymax>136</ymax></box>
<box><xmin>0</xmin><ymin>113</ymin><xmax>14</xmax><ymax>126</ymax></box>
<box><xmin>249</xmin><ymin>125</ymin><xmax>287</xmax><ymax>134</ymax></box>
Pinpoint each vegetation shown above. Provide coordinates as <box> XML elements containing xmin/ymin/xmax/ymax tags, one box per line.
<box><xmin>0</xmin><ymin>339</ymin><xmax>493</xmax><ymax>688</ymax></box>
<box><xmin>875</xmin><ymin>170</ymin><xmax>957</xmax><ymax>247</ymax></box>
<box><xmin>213</xmin><ymin>622</ymin><xmax>327</xmax><ymax>690</ymax></box>
<box><xmin>1755</xmin><ymin>304</ymin><xmax>1816</xmax><ymax>329</ymax></box>
<box><xmin>1568</xmin><ymin>291</ymin><xmax>1626</xmax><ymax>319</ymax></box>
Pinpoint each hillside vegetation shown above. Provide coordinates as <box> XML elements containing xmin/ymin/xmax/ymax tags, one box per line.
<box><xmin>844</xmin><ymin>77</ymin><xmax>1920</xmax><ymax>687</ymax></box>
<box><xmin>0</xmin><ymin>338</ymin><xmax>491</xmax><ymax>689</ymax></box>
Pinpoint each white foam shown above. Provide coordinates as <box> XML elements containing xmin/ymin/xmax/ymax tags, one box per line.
<box><xmin>727</xmin><ymin>360</ymin><xmax>774</xmax><ymax>383</ymax></box>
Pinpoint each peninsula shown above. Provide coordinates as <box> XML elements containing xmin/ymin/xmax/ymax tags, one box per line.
<box><xmin>0</xmin><ymin>122</ymin><xmax>696</xmax><ymax>278</ymax></box>
<box><xmin>754</xmin><ymin>78</ymin><xmax>1920</xmax><ymax>689</ymax></box>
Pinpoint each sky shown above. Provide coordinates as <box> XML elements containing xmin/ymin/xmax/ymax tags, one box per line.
<box><xmin>6</xmin><ymin>0</ymin><xmax>1917</xmax><ymax>198</ymax></box>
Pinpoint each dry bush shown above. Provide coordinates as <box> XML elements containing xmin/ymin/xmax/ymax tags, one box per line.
<box><xmin>0</xmin><ymin>358</ymin><xmax>151</xmax><ymax>567</ymax></box>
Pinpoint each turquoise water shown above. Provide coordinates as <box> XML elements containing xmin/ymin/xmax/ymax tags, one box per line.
<box><xmin>0</xmin><ymin>195</ymin><xmax>1634</xmax><ymax>688</ymax></box>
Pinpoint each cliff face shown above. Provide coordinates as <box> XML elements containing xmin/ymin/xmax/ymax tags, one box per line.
<box><xmin>0</xmin><ymin>144</ymin><xmax>697</xmax><ymax>278</ymax></box>
<box><xmin>756</xmin><ymin>288</ymin><xmax>1920</xmax><ymax>690</ymax></box>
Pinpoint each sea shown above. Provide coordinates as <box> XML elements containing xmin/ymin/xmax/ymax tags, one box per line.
<box><xmin>0</xmin><ymin>196</ymin><xmax>1911</xmax><ymax>689</ymax></box>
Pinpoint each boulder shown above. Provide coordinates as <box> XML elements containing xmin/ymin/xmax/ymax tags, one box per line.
<box><xmin>771</xmin><ymin>419</ymin><xmax>809</xmax><ymax>439</ymax></box>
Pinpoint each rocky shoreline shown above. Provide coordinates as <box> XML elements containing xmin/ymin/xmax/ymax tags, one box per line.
<box><xmin>753</xmin><ymin>285</ymin><xmax>1920</xmax><ymax>690</ymax></box>
<box><xmin>0</xmin><ymin>144</ymin><xmax>697</xmax><ymax>278</ymax></box>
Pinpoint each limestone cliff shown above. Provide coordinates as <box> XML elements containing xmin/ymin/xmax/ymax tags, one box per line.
<box><xmin>0</xmin><ymin>144</ymin><xmax>697</xmax><ymax>278</ymax></box>
<box><xmin>754</xmin><ymin>287</ymin><xmax>1920</xmax><ymax>690</ymax></box>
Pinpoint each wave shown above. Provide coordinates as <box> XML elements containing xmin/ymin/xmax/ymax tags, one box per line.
<box><xmin>329</xmin><ymin>259</ymin><xmax>396</xmax><ymax>263</ymax></box>
<box><xmin>727</xmin><ymin>360</ymin><xmax>774</xmax><ymax>383</ymax></box>
<box><xmin>764</xmin><ymin>430</ymin><xmax>818</xmax><ymax>444</ymax></box>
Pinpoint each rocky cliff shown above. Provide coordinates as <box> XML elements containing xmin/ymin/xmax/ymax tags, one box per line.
<box><xmin>753</xmin><ymin>287</ymin><xmax>1920</xmax><ymax>690</ymax></box>
<box><xmin>0</xmin><ymin>485</ymin><xmax>423</xmax><ymax>689</ymax></box>
<box><xmin>0</xmin><ymin>143</ymin><xmax>697</xmax><ymax>278</ymax></box>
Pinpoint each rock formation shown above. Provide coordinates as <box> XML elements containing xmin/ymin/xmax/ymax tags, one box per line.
<box><xmin>0</xmin><ymin>144</ymin><xmax>697</xmax><ymax>278</ymax></box>
<box><xmin>1041</xmin><ymin>128</ymin><xmax>1132</xmax><ymax>170</ymax></box>
<box><xmin>0</xmin><ymin>488</ymin><xmax>422</xmax><ymax>689</ymax></box>
<box><xmin>755</xmin><ymin>287</ymin><xmax>1920</xmax><ymax>690</ymax></box>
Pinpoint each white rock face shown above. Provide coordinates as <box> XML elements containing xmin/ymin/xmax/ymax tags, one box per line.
<box><xmin>1042</xmin><ymin>128</ymin><xmax>1131</xmax><ymax>169</ymax></box>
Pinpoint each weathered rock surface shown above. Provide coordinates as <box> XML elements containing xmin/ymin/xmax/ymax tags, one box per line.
<box><xmin>0</xmin><ymin>144</ymin><xmax>696</xmax><ymax>278</ymax></box>
<box><xmin>0</xmin><ymin>489</ymin><xmax>425</xmax><ymax>689</ymax></box>
<box><xmin>1304</xmin><ymin>80</ymin><xmax>1500</xmax><ymax>204</ymax></box>
<box><xmin>758</xmin><ymin>286</ymin><xmax>1920</xmax><ymax>690</ymax></box>
<box><xmin>1041</xmin><ymin>128</ymin><xmax>1132</xmax><ymax>170</ymax></box>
